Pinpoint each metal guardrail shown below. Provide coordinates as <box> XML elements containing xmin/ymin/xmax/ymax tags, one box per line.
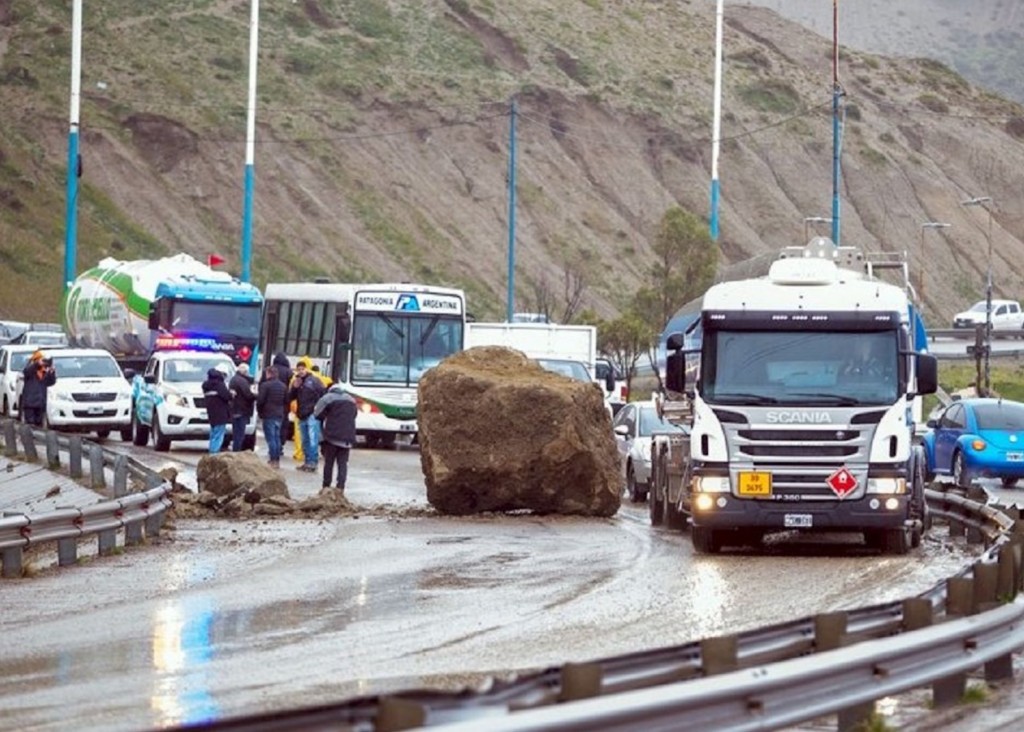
<box><xmin>166</xmin><ymin>484</ymin><xmax>1024</xmax><ymax>732</ymax></box>
<box><xmin>0</xmin><ymin>417</ymin><xmax>173</xmax><ymax>578</ymax></box>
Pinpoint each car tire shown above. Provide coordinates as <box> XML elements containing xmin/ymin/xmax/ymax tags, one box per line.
<box><xmin>95</xmin><ymin>430</ymin><xmax>110</xmax><ymax>441</ymax></box>
<box><xmin>627</xmin><ymin>464</ymin><xmax>641</xmax><ymax>503</ymax></box>
<box><xmin>242</xmin><ymin>433</ymin><xmax>257</xmax><ymax>451</ymax></box>
<box><xmin>880</xmin><ymin>527</ymin><xmax>910</xmax><ymax>555</ymax></box>
<box><xmin>1</xmin><ymin>396</ymin><xmax>7</xmax><ymax>417</ymax></box>
<box><xmin>120</xmin><ymin>424</ymin><xmax>133</xmax><ymax>442</ymax></box>
<box><xmin>133</xmin><ymin>412</ymin><xmax>150</xmax><ymax>446</ymax></box>
<box><xmin>952</xmin><ymin>451</ymin><xmax>971</xmax><ymax>489</ymax></box>
<box><xmin>153</xmin><ymin>419</ymin><xmax>171</xmax><ymax>452</ymax></box>
<box><xmin>1002</xmin><ymin>477</ymin><xmax>1019</xmax><ymax>488</ymax></box>
<box><xmin>648</xmin><ymin>454</ymin><xmax>665</xmax><ymax>527</ymax></box>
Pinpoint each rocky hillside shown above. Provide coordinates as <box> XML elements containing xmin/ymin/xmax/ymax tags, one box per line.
<box><xmin>1</xmin><ymin>0</ymin><xmax>1023</xmax><ymax>329</ymax></box>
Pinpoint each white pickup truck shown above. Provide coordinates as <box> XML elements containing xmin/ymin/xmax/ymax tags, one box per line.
<box><xmin>952</xmin><ymin>299</ymin><xmax>1024</xmax><ymax>331</ymax></box>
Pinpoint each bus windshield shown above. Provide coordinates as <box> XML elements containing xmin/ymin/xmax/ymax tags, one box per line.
<box><xmin>702</xmin><ymin>330</ymin><xmax>901</xmax><ymax>406</ymax></box>
<box><xmin>169</xmin><ymin>302</ymin><xmax>263</xmax><ymax>340</ymax></box>
<box><xmin>351</xmin><ymin>313</ymin><xmax>463</xmax><ymax>385</ymax></box>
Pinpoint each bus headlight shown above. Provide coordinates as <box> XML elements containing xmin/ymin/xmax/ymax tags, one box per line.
<box><xmin>866</xmin><ymin>477</ymin><xmax>906</xmax><ymax>495</ymax></box>
<box><xmin>694</xmin><ymin>475</ymin><xmax>731</xmax><ymax>493</ymax></box>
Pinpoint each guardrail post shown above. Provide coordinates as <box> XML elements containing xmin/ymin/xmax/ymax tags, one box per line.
<box><xmin>934</xmin><ymin>576</ymin><xmax>973</xmax><ymax>707</ymax></box>
<box><xmin>375</xmin><ymin>697</ymin><xmax>426</xmax><ymax>732</ymax></box>
<box><xmin>145</xmin><ymin>510</ymin><xmax>163</xmax><ymax>538</ymax></box>
<box><xmin>701</xmin><ymin>635</ymin><xmax>738</xmax><ymax>675</ymax></box>
<box><xmin>813</xmin><ymin>612</ymin><xmax>848</xmax><ymax>651</ymax></box>
<box><xmin>997</xmin><ymin>544</ymin><xmax>1017</xmax><ymax>601</ymax></box>
<box><xmin>68</xmin><ymin>435</ymin><xmax>83</xmax><ymax>479</ymax></box>
<box><xmin>125</xmin><ymin>518</ymin><xmax>143</xmax><ymax>546</ymax></box>
<box><xmin>57</xmin><ymin>536</ymin><xmax>77</xmax><ymax>566</ymax></box>
<box><xmin>902</xmin><ymin>597</ymin><xmax>933</xmax><ymax>630</ymax></box>
<box><xmin>966</xmin><ymin>486</ymin><xmax>987</xmax><ymax>544</ymax></box>
<box><xmin>19</xmin><ymin>424</ymin><xmax>38</xmax><ymax>462</ymax></box>
<box><xmin>1</xmin><ymin>545</ymin><xmax>22</xmax><ymax>578</ymax></box>
<box><xmin>973</xmin><ymin>561</ymin><xmax>998</xmax><ymax>612</ymax></box>
<box><xmin>89</xmin><ymin>445</ymin><xmax>106</xmax><ymax>491</ymax></box>
<box><xmin>559</xmin><ymin>662</ymin><xmax>603</xmax><ymax>701</ymax></box>
<box><xmin>113</xmin><ymin>455</ymin><xmax>128</xmax><ymax>498</ymax></box>
<box><xmin>3</xmin><ymin>420</ymin><xmax>16</xmax><ymax>457</ymax></box>
<box><xmin>45</xmin><ymin>431</ymin><xmax>60</xmax><ymax>469</ymax></box>
<box><xmin>98</xmin><ymin>528</ymin><xmax>117</xmax><ymax>556</ymax></box>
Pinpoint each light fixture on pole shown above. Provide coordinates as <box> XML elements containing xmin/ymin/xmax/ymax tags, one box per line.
<box><xmin>961</xmin><ymin>196</ymin><xmax>994</xmax><ymax>395</ymax></box>
<box><xmin>803</xmin><ymin>216</ymin><xmax>833</xmax><ymax>243</ymax></box>
<box><xmin>918</xmin><ymin>221</ymin><xmax>950</xmax><ymax>303</ymax></box>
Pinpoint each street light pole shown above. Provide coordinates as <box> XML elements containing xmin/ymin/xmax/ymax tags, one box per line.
<box><xmin>918</xmin><ymin>221</ymin><xmax>951</xmax><ymax>304</ymax></box>
<box><xmin>961</xmin><ymin>196</ymin><xmax>994</xmax><ymax>395</ymax></box>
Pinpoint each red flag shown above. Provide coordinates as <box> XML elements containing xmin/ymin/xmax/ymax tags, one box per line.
<box><xmin>208</xmin><ymin>254</ymin><xmax>225</xmax><ymax>267</ymax></box>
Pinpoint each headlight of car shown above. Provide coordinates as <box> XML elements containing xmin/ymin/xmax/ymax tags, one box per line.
<box><xmin>970</xmin><ymin>439</ymin><xmax>987</xmax><ymax>451</ymax></box>
<box><xmin>694</xmin><ymin>475</ymin><xmax>731</xmax><ymax>493</ymax></box>
<box><xmin>164</xmin><ymin>394</ymin><xmax>187</xmax><ymax>408</ymax></box>
<box><xmin>866</xmin><ymin>477</ymin><xmax>907</xmax><ymax>495</ymax></box>
<box><xmin>50</xmin><ymin>388</ymin><xmax>73</xmax><ymax>402</ymax></box>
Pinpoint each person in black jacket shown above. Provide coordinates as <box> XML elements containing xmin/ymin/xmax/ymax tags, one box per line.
<box><xmin>20</xmin><ymin>350</ymin><xmax>56</xmax><ymax>427</ymax></box>
<box><xmin>228</xmin><ymin>363</ymin><xmax>257</xmax><ymax>451</ymax></box>
<box><xmin>313</xmin><ymin>384</ymin><xmax>358</xmax><ymax>492</ymax></box>
<box><xmin>202</xmin><ymin>367</ymin><xmax>232</xmax><ymax>454</ymax></box>
<box><xmin>257</xmin><ymin>365</ymin><xmax>288</xmax><ymax>468</ymax></box>
<box><xmin>272</xmin><ymin>352</ymin><xmax>294</xmax><ymax>444</ymax></box>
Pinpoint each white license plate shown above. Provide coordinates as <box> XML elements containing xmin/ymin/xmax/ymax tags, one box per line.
<box><xmin>399</xmin><ymin>423</ymin><xmax>416</xmax><ymax>432</ymax></box>
<box><xmin>88</xmin><ymin>406</ymin><xmax>104</xmax><ymax>415</ymax></box>
<box><xmin>784</xmin><ymin>513</ymin><xmax>813</xmax><ymax>528</ymax></box>
<box><xmin>1007</xmin><ymin>452</ymin><xmax>1024</xmax><ymax>462</ymax></box>
<box><xmin>199</xmin><ymin>410</ymin><xmax>207</xmax><ymax>419</ymax></box>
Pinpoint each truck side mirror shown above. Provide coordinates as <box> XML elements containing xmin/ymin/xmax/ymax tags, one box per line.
<box><xmin>916</xmin><ymin>353</ymin><xmax>938</xmax><ymax>395</ymax></box>
<box><xmin>605</xmin><ymin>373</ymin><xmax>615</xmax><ymax>392</ymax></box>
<box><xmin>666</xmin><ymin>351</ymin><xmax>685</xmax><ymax>393</ymax></box>
<box><xmin>144</xmin><ymin>374</ymin><xmax>157</xmax><ymax>384</ymax></box>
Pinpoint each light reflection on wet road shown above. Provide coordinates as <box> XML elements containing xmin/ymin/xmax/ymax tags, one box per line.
<box><xmin>0</xmin><ymin>441</ymin><xmax>984</xmax><ymax>732</ymax></box>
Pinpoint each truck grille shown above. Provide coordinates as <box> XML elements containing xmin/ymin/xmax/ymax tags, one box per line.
<box><xmin>193</xmin><ymin>397</ymin><xmax>206</xmax><ymax>409</ymax></box>
<box><xmin>72</xmin><ymin>393</ymin><xmax>117</xmax><ymax>402</ymax></box>
<box><xmin>72</xmin><ymin>409</ymin><xmax>118</xmax><ymax>418</ymax></box>
<box><xmin>726</xmin><ymin>423</ymin><xmax>873</xmax><ymax>498</ymax></box>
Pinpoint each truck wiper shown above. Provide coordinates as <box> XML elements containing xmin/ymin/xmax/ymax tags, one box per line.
<box><xmin>788</xmin><ymin>392</ymin><xmax>861</xmax><ymax>406</ymax></box>
<box><xmin>711</xmin><ymin>393</ymin><xmax>779</xmax><ymax>405</ymax></box>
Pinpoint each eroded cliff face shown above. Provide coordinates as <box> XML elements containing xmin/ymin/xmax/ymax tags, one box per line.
<box><xmin>0</xmin><ymin>2</ymin><xmax>1022</xmax><ymax>328</ymax></box>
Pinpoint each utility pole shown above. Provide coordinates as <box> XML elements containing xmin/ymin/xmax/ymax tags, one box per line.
<box><xmin>830</xmin><ymin>0</ymin><xmax>843</xmax><ymax>246</ymax></box>
<box><xmin>961</xmin><ymin>196</ymin><xmax>993</xmax><ymax>395</ymax></box>
<box><xmin>803</xmin><ymin>216</ymin><xmax>832</xmax><ymax>244</ymax></box>
<box><xmin>63</xmin><ymin>0</ymin><xmax>83</xmax><ymax>293</ymax></box>
<box><xmin>505</xmin><ymin>98</ymin><xmax>518</xmax><ymax>323</ymax></box>
<box><xmin>239</xmin><ymin>0</ymin><xmax>260</xmax><ymax>283</ymax></box>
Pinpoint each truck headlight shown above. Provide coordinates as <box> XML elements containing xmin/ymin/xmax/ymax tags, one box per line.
<box><xmin>694</xmin><ymin>475</ymin><xmax>731</xmax><ymax>493</ymax></box>
<box><xmin>866</xmin><ymin>477</ymin><xmax>906</xmax><ymax>495</ymax></box>
<box><xmin>165</xmin><ymin>394</ymin><xmax>187</xmax><ymax>408</ymax></box>
<box><xmin>50</xmin><ymin>389</ymin><xmax>73</xmax><ymax>402</ymax></box>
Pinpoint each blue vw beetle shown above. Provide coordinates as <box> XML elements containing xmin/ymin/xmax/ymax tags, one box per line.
<box><xmin>922</xmin><ymin>398</ymin><xmax>1024</xmax><ymax>487</ymax></box>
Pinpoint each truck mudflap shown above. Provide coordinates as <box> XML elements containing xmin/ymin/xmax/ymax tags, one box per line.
<box><xmin>690</xmin><ymin>495</ymin><xmax>911</xmax><ymax>532</ymax></box>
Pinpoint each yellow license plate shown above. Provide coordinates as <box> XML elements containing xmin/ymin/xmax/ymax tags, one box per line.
<box><xmin>738</xmin><ymin>471</ymin><xmax>772</xmax><ymax>496</ymax></box>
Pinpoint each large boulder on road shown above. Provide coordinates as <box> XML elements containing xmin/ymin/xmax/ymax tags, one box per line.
<box><xmin>197</xmin><ymin>451</ymin><xmax>289</xmax><ymax>502</ymax></box>
<box><xmin>418</xmin><ymin>346</ymin><xmax>620</xmax><ymax>516</ymax></box>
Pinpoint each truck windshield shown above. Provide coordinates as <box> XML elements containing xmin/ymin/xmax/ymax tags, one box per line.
<box><xmin>51</xmin><ymin>355</ymin><xmax>122</xmax><ymax>378</ymax></box>
<box><xmin>163</xmin><ymin>357</ymin><xmax>232</xmax><ymax>383</ymax></box>
<box><xmin>702</xmin><ymin>330</ymin><xmax>900</xmax><ymax>406</ymax></box>
<box><xmin>169</xmin><ymin>302</ymin><xmax>262</xmax><ymax>340</ymax></box>
<box><xmin>350</xmin><ymin>313</ymin><xmax>463</xmax><ymax>385</ymax></box>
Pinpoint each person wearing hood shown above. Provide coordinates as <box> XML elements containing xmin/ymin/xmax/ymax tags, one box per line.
<box><xmin>228</xmin><ymin>362</ymin><xmax>257</xmax><ymax>451</ymax></box>
<box><xmin>313</xmin><ymin>383</ymin><xmax>357</xmax><ymax>492</ymax></box>
<box><xmin>20</xmin><ymin>350</ymin><xmax>56</xmax><ymax>427</ymax></box>
<box><xmin>201</xmin><ymin>367</ymin><xmax>232</xmax><ymax>454</ymax></box>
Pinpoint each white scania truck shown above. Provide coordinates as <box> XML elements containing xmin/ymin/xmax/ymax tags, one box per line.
<box><xmin>650</xmin><ymin>238</ymin><xmax>937</xmax><ymax>555</ymax></box>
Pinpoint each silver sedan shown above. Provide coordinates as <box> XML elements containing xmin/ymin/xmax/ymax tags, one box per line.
<box><xmin>612</xmin><ymin>402</ymin><xmax>687</xmax><ymax>502</ymax></box>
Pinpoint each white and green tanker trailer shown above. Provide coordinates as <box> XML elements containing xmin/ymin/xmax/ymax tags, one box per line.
<box><xmin>61</xmin><ymin>254</ymin><xmax>264</xmax><ymax>372</ymax></box>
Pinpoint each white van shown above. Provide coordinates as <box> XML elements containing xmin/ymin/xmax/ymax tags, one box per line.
<box><xmin>21</xmin><ymin>348</ymin><xmax>133</xmax><ymax>439</ymax></box>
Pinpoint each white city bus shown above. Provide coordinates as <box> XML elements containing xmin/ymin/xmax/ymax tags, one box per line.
<box><xmin>261</xmin><ymin>282</ymin><xmax>466</xmax><ymax>447</ymax></box>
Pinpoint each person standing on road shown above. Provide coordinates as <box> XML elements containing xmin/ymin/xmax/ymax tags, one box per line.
<box><xmin>288</xmin><ymin>359</ymin><xmax>326</xmax><ymax>472</ymax></box>
<box><xmin>202</xmin><ymin>367</ymin><xmax>232</xmax><ymax>454</ymax></box>
<box><xmin>229</xmin><ymin>362</ymin><xmax>257</xmax><ymax>451</ymax></box>
<box><xmin>20</xmin><ymin>351</ymin><xmax>56</xmax><ymax>427</ymax></box>
<box><xmin>272</xmin><ymin>352</ymin><xmax>294</xmax><ymax>445</ymax></box>
<box><xmin>257</xmin><ymin>365</ymin><xmax>287</xmax><ymax>468</ymax></box>
<box><xmin>314</xmin><ymin>383</ymin><xmax>357</xmax><ymax>492</ymax></box>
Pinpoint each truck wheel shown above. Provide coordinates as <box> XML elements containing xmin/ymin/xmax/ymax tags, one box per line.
<box><xmin>692</xmin><ymin>526</ymin><xmax>721</xmax><ymax>554</ymax></box>
<box><xmin>95</xmin><ymin>430</ymin><xmax>110</xmax><ymax>441</ymax></box>
<box><xmin>242</xmin><ymin>433</ymin><xmax>257</xmax><ymax>451</ymax></box>
<box><xmin>665</xmin><ymin>497</ymin><xmax>687</xmax><ymax>531</ymax></box>
<box><xmin>153</xmin><ymin>419</ymin><xmax>171</xmax><ymax>452</ymax></box>
<box><xmin>120</xmin><ymin>424</ymin><xmax>133</xmax><ymax>442</ymax></box>
<box><xmin>880</xmin><ymin>528</ymin><xmax>910</xmax><ymax>556</ymax></box>
<box><xmin>132</xmin><ymin>413</ymin><xmax>149</xmax><ymax>446</ymax></box>
<box><xmin>649</xmin><ymin>461</ymin><xmax>665</xmax><ymax>526</ymax></box>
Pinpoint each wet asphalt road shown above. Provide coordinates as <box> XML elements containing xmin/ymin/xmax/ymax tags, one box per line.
<box><xmin>0</xmin><ymin>439</ymin><xmax>986</xmax><ymax>732</ymax></box>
